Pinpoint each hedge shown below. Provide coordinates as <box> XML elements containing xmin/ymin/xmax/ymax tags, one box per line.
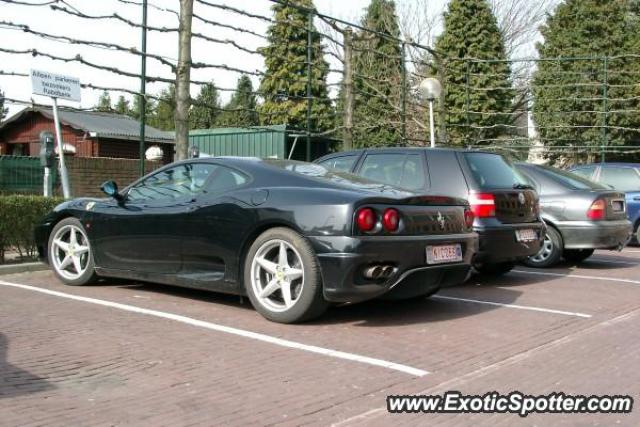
<box><xmin>0</xmin><ymin>195</ymin><xmax>62</xmax><ymax>262</ymax></box>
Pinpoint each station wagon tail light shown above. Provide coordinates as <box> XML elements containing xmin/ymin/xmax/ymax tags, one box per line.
<box><xmin>587</xmin><ymin>199</ymin><xmax>606</xmax><ymax>220</ymax></box>
<box><xmin>464</xmin><ymin>208</ymin><xmax>475</xmax><ymax>228</ymax></box>
<box><xmin>356</xmin><ymin>207</ymin><xmax>376</xmax><ymax>232</ymax></box>
<box><xmin>382</xmin><ymin>208</ymin><xmax>399</xmax><ymax>232</ymax></box>
<box><xmin>469</xmin><ymin>193</ymin><xmax>496</xmax><ymax>218</ymax></box>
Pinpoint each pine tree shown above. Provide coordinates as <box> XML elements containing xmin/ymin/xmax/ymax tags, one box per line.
<box><xmin>352</xmin><ymin>0</ymin><xmax>404</xmax><ymax>147</ymax></box>
<box><xmin>258</xmin><ymin>0</ymin><xmax>333</xmax><ymax>132</ymax></box>
<box><xmin>154</xmin><ymin>84</ymin><xmax>176</xmax><ymax>131</ymax></box>
<box><xmin>95</xmin><ymin>91</ymin><xmax>113</xmax><ymax>112</ymax></box>
<box><xmin>190</xmin><ymin>81</ymin><xmax>220</xmax><ymax>129</ymax></box>
<box><xmin>130</xmin><ymin>95</ymin><xmax>156</xmax><ymax>123</ymax></box>
<box><xmin>217</xmin><ymin>75</ymin><xmax>259</xmax><ymax>128</ymax></box>
<box><xmin>433</xmin><ymin>0</ymin><xmax>513</xmax><ymax>145</ymax></box>
<box><xmin>0</xmin><ymin>88</ymin><xmax>7</xmax><ymax>122</ymax></box>
<box><xmin>114</xmin><ymin>95</ymin><xmax>130</xmax><ymax>115</ymax></box>
<box><xmin>532</xmin><ymin>0</ymin><xmax>640</xmax><ymax>161</ymax></box>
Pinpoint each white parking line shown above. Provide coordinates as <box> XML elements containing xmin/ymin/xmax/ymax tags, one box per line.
<box><xmin>512</xmin><ymin>269</ymin><xmax>640</xmax><ymax>285</ymax></box>
<box><xmin>0</xmin><ymin>280</ymin><xmax>427</xmax><ymax>377</ymax></box>
<box><xmin>432</xmin><ymin>295</ymin><xmax>592</xmax><ymax>318</ymax></box>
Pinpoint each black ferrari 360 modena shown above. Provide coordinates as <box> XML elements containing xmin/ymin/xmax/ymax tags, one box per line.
<box><xmin>35</xmin><ymin>158</ymin><xmax>478</xmax><ymax>323</ymax></box>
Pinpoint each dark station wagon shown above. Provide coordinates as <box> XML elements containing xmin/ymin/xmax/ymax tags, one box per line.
<box><xmin>316</xmin><ymin>148</ymin><xmax>546</xmax><ymax>275</ymax></box>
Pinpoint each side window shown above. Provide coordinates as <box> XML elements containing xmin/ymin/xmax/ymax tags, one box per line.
<box><xmin>127</xmin><ymin>163</ymin><xmax>216</xmax><ymax>202</ymax></box>
<box><xmin>318</xmin><ymin>155</ymin><xmax>357</xmax><ymax>172</ymax></box>
<box><xmin>205</xmin><ymin>165</ymin><xmax>248</xmax><ymax>193</ymax></box>
<box><xmin>571</xmin><ymin>166</ymin><xmax>596</xmax><ymax>180</ymax></box>
<box><xmin>358</xmin><ymin>154</ymin><xmax>427</xmax><ymax>191</ymax></box>
<box><xmin>599</xmin><ymin>167</ymin><xmax>640</xmax><ymax>192</ymax></box>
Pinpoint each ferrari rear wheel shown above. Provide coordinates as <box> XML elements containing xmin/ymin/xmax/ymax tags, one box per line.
<box><xmin>245</xmin><ymin>227</ymin><xmax>328</xmax><ymax>323</ymax></box>
<box><xmin>48</xmin><ymin>217</ymin><xmax>97</xmax><ymax>286</ymax></box>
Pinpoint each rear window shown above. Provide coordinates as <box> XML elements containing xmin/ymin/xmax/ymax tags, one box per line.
<box><xmin>359</xmin><ymin>153</ymin><xmax>427</xmax><ymax>191</ymax></box>
<box><xmin>537</xmin><ymin>165</ymin><xmax>607</xmax><ymax>190</ymax></box>
<box><xmin>599</xmin><ymin>167</ymin><xmax>640</xmax><ymax>192</ymax></box>
<box><xmin>463</xmin><ymin>152</ymin><xmax>527</xmax><ymax>190</ymax></box>
<box><xmin>264</xmin><ymin>160</ymin><xmax>401</xmax><ymax>192</ymax></box>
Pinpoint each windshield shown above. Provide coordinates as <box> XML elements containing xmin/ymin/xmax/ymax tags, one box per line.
<box><xmin>463</xmin><ymin>152</ymin><xmax>527</xmax><ymax>190</ymax></box>
<box><xmin>537</xmin><ymin>165</ymin><xmax>608</xmax><ymax>190</ymax></box>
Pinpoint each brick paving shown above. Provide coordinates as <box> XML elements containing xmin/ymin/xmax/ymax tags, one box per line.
<box><xmin>1</xmin><ymin>248</ymin><xmax>639</xmax><ymax>426</ymax></box>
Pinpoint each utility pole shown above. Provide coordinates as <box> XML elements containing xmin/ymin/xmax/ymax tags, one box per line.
<box><xmin>175</xmin><ymin>0</ymin><xmax>193</xmax><ymax>161</ymax></box>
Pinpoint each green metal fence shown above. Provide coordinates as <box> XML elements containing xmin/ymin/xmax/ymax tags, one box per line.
<box><xmin>0</xmin><ymin>156</ymin><xmax>57</xmax><ymax>195</ymax></box>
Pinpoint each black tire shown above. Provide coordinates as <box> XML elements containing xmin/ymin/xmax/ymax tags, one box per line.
<box><xmin>243</xmin><ymin>227</ymin><xmax>328</xmax><ymax>323</ymax></box>
<box><xmin>632</xmin><ymin>222</ymin><xmax>640</xmax><ymax>247</ymax></box>
<box><xmin>523</xmin><ymin>226</ymin><xmax>563</xmax><ymax>268</ymax></box>
<box><xmin>563</xmin><ymin>248</ymin><xmax>595</xmax><ymax>263</ymax></box>
<box><xmin>48</xmin><ymin>217</ymin><xmax>97</xmax><ymax>286</ymax></box>
<box><xmin>474</xmin><ymin>262</ymin><xmax>515</xmax><ymax>276</ymax></box>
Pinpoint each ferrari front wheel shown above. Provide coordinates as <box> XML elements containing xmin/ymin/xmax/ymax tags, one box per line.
<box><xmin>244</xmin><ymin>227</ymin><xmax>327</xmax><ymax>323</ymax></box>
<box><xmin>48</xmin><ymin>217</ymin><xmax>97</xmax><ymax>286</ymax></box>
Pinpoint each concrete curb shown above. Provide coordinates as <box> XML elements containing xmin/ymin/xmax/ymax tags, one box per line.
<box><xmin>0</xmin><ymin>262</ymin><xmax>49</xmax><ymax>276</ymax></box>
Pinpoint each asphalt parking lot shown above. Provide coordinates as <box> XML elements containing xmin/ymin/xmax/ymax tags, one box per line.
<box><xmin>2</xmin><ymin>249</ymin><xmax>640</xmax><ymax>426</ymax></box>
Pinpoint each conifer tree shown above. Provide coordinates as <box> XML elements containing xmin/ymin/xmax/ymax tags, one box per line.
<box><xmin>434</xmin><ymin>0</ymin><xmax>514</xmax><ymax>145</ymax></box>
<box><xmin>95</xmin><ymin>91</ymin><xmax>113</xmax><ymax>112</ymax></box>
<box><xmin>217</xmin><ymin>75</ymin><xmax>259</xmax><ymax>127</ymax></box>
<box><xmin>258</xmin><ymin>0</ymin><xmax>333</xmax><ymax>132</ymax></box>
<box><xmin>352</xmin><ymin>0</ymin><xmax>404</xmax><ymax>147</ymax></box>
<box><xmin>154</xmin><ymin>84</ymin><xmax>176</xmax><ymax>131</ymax></box>
<box><xmin>114</xmin><ymin>95</ymin><xmax>130</xmax><ymax>115</ymax></box>
<box><xmin>0</xmin><ymin>88</ymin><xmax>7</xmax><ymax>122</ymax></box>
<box><xmin>532</xmin><ymin>0</ymin><xmax>640</xmax><ymax>161</ymax></box>
<box><xmin>190</xmin><ymin>81</ymin><xmax>220</xmax><ymax>129</ymax></box>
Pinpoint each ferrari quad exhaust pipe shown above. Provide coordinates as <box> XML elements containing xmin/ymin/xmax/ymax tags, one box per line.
<box><xmin>363</xmin><ymin>265</ymin><xmax>396</xmax><ymax>279</ymax></box>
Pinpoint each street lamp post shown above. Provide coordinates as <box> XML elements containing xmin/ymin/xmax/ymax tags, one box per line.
<box><xmin>419</xmin><ymin>78</ymin><xmax>442</xmax><ymax>148</ymax></box>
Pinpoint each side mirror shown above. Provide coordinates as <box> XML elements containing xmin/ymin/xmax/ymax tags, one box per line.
<box><xmin>100</xmin><ymin>180</ymin><xmax>123</xmax><ymax>201</ymax></box>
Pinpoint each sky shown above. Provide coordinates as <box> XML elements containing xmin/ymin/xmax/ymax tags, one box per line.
<box><xmin>0</xmin><ymin>0</ymin><xmax>530</xmax><ymax>119</ymax></box>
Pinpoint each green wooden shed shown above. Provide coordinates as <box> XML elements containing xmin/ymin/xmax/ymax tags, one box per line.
<box><xmin>188</xmin><ymin>125</ymin><xmax>337</xmax><ymax>161</ymax></box>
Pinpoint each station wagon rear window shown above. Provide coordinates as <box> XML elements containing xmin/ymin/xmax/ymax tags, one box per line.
<box><xmin>463</xmin><ymin>152</ymin><xmax>527</xmax><ymax>190</ymax></box>
<box><xmin>265</xmin><ymin>160</ymin><xmax>399</xmax><ymax>192</ymax></box>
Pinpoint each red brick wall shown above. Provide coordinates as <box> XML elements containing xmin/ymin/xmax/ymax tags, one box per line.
<box><xmin>60</xmin><ymin>157</ymin><xmax>162</xmax><ymax>197</ymax></box>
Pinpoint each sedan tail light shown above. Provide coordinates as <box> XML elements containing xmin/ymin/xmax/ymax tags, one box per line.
<box><xmin>464</xmin><ymin>208</ymin><xmax>475</xmax><ymax>229</ymax></box>
<box><xmin>382</xmin><ymin>208</ymin><xmax>399</xmax><ymax>232</ymax></box>
<box><xmin>587</xmin><ymin>199</ymin><xmax>606</xmax><ymax>220</ymax></box>
<box><xmin>469</xmin><ymin>193</ymin><xmax>496</xmax><ymax>218</ymax></box>
<box><xmin>356</xmin><ymin>207</ymin><xmax>377</xmax><ymax>232</ymax></box>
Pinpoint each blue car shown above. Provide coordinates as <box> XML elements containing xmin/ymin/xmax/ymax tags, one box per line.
<box><xmin>569</xmin><ymin>163</ymin><xmax>640</xmax><ymax>243</ymax></box>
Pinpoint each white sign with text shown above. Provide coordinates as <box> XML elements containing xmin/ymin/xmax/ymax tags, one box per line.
<box><xmin>31</xmin><ymin>69</ymin><xmax>81</xmax><ymax>102</ymax></box>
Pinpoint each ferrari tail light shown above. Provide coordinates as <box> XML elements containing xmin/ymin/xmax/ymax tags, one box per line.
<box><xmin>587</xmin><ymin>199</ymin><xmax>606</xmax><ymax>220</ymax></box>
<box><xmin>469</xmin><ymin>193</ymin><xmax>496</xmax><ymax>218</ymax></box>
<box><xmin>356</xmin><ymin>207</ymin><xmax>376</xmax><ymax>232</ymax></box>
<box><xmin>382</xmin><ymin>208</ymin><xmax>399</xmax><ymax>232</ymax></box>
<box><xmin>464</xmin><ymin>208</ymin><xmax>475</xmax><ymax>229</ymax></box>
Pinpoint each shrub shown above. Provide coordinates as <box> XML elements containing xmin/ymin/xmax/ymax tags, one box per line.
<box><xmin>0</xmin><ymin>195</ymin><xmax>62</xmax><ymax>262</ymax></box>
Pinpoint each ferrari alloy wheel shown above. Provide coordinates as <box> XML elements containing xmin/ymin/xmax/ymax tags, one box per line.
<box><xmin>48</xmin><ymin>218</ymin><xmax>97</xmax><ymax>285</ymax></box>
<box><xmin>245</xmin><ymin>228</ymin><xmax>327</xmax><ymax>323</ymax></box>
<box><xmin>524</xmin><ymin>226</ymin><xmax>563</xmax><ymax>268</ymax></box>
<box><xmin>251</xmin><ymin>239</ymin><xmax>305</xmax><ymax>312</ymax></box>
